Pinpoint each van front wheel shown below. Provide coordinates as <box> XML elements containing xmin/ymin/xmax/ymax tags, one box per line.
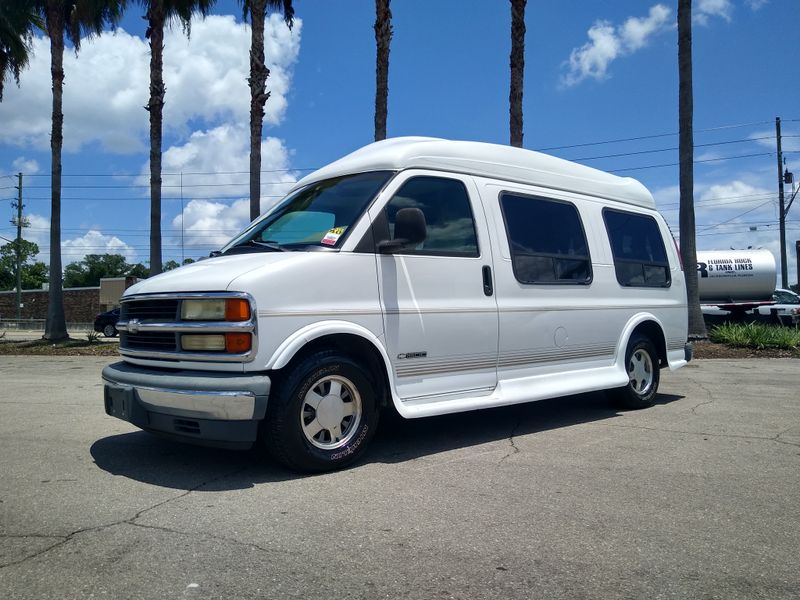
<box><xmin>262</xmin><ymin>350</ymin><xmax>379</xmax><ymax>472</ymax></box>
<box><xmin>610</xmin><ymin>336</ymin><xmax>660</xmax><ymax>409</ymax></box>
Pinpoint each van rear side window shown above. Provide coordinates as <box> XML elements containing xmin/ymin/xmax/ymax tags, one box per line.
<box><xmin>499</xmin><ymin>193</ymin><xmax>592</xmax><ymax>284</ymax></box>
<box><xmin>603</xmin><ymin>209</ymin><xmax>671</xmax><ymax>288</ymax></box>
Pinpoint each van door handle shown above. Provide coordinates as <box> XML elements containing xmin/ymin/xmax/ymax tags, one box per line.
<box><xmin>482</xmin><ymin>265</ymin><xmax>493</xmax><ymax>296</ymax></box>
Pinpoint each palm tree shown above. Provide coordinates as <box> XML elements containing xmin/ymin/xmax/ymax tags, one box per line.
<box><xmin>0</xmin><ymin>0</ymin><xmax>42</xmax><ymax>101</ymax></box>
<box><xmin>139</xmin><ymin>0</ymin><xmax>214</xmax><ymax>276</ymax></box>
<box><xmin>35</xmin><ymin>0</ymin><xmax>125</xmax><ymax>341</ymax></box>
<box><xmin>373</xmin><ymin>0</ymin><xmax>391</xmax><ymax>142</ymax></box>
<box><xmin>678</xmin><ymin>0</ymin><xmax>705</xmax><ymax>339</ymax></box>
<box><xmin>509</xmin><ymin>0</ymin><xmax>525</xmax><ymax>147</ymax></box>
<box><xmin>241</xmin><ymin>0</ymin><xmax>294</xmax><ymax>222</ymax></box>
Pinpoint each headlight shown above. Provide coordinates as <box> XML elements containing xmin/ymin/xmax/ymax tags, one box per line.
<box><xmin>181</xmin><ymin>298</ymin><xmax>251</xmax><ymax>321</ymax></box>
<box><xmin>182</xmin><ymin>299</ymin><xmax>225</xmax><ymax>321</ymax></box>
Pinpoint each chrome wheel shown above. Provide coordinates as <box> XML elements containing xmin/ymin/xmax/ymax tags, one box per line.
<box><xmin>103</xmin><ymin>324</ymin><xmax>116</xmax><ymax>337</ymax></box>
<box><xmin>628</xmin><ymin>348</ymin><xmax>654</xmax><ymax>395</ymax></box>
<box><xmin>300</xmin><ymin>375</ymin><xmax>362</xmax><ymax>450</ymax></box>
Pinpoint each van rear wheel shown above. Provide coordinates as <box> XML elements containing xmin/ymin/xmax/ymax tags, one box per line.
<box><xmin>262</xmin><ymin>350</ymin><xmax>379</xmax><ymax>472</ymax></box>
<box><xmin>610</xmin><ymin>335</ymin><xmax>660</xmax><ymax>409</ymax></box>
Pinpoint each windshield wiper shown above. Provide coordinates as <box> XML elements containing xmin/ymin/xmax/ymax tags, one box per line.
<box><xmin>247</xmin><ymin>240</ymin><xmax>289</xmax><ymax>252</ymax></box>
<box><xmin>219</xmin><ymin>240</ymin><xmax>290</xmax><ymax>255</ymax></box>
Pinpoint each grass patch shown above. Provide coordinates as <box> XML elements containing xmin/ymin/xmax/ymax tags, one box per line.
<box><xmin>709</xmin><ymin>322</ymin><xmax>800</xmax><ymax>350</ymax></box>
<box><xmin>0</xmin><ymin>337</ymin><xmax>119</xmax><ymax>356</ymax></box>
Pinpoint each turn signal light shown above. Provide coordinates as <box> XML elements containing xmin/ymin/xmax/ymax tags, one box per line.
<box><xmin>225</xmin><ymin>298</ymin><xmax>251</xmax><ymax>321</ymax></box>
<box><xmin>225</xmin><ymin>333</ymin><xmax>252</xmax><ymax>353</ymax></box>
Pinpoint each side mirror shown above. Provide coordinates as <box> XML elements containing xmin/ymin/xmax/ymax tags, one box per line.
<box><xmin>378</xmin><ymin>207</ymin><xmax>427</xmax><ymax>254</ymax></box>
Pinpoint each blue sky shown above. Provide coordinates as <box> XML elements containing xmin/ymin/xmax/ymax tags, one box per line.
<box><xmin>1</xmin><ymin>0</ymin><xmax>799</xmax><ymax>280</ymax></box>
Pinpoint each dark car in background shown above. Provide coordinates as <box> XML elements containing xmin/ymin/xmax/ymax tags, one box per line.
<box><xmin>94</xmin><ymin>308</ymin><xmax>120</xmax><ymax>337</ymax></box>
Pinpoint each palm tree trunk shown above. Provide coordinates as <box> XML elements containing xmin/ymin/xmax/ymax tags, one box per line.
<box><xmin>147</xmin><ymin>0</ymin><xmax>165</xmax><ymax>276</ymax></box>
<box><xmin>509</xmin><ymin>0</ymin><xmax>526</xmax><ymax>148</ymax></box>
<box><xmin>248</xmin><ymin>0</ymin><xmax>268</xmax><ymax>222</ymax></box>
<box><xmin>44</xmin><ymin>0</ymin><xmax>67</xmax><ymax>341</ymax></box>
<box><xmin>373</xmin><ymin>0</ymin><xmax>392</xmax><ymax>142</ymax></box>
<box><xmin>678</xmin><ymin>0</ymin><xmax>706</xmax><ymax>339</ymax></box>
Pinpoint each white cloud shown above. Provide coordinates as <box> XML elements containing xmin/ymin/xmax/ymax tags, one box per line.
<box><xmin>61</xmin><ymin>229</ymin><xmax>136</xmax><ymax>263</ymax></box>
<box><xmin>750</xmin><ymin>129</ymin><xmax>800</xmax><ymax>153</ymax></box>
<box><xmin>0</xmin><ymin>14</ymin><xmax>301</xmax><ymax>153</ymax></box>
<box><xmin>18</xmin><ymin>214</ymin><xmax>136</xmax><ymax>264</ymax></box>
<box><xmin>746</xmin><ymin>0</ymin><xmax>769</xmax><ymax>10</ymax></box>
<box><xmin>695</xmin><ymin>0</ymin><xmax>732</xmax><ymax>25</ymax></box>
<box><xmin>161</xmin><ymin>124</ymin><xmax>298</xmax><ymax>250</ymax></box>
<box><xmin>151</xmin><ymin>124</ymin><xmax>297</xmax><ymax>199</ymax></box>
<box><xmin>698</xmin><ymin>181</ymin><xmax>774</xmax><ymax>209</ymax></box>
<box><xmin>173</xmin><ymin>197</ymin><xmax>251</xmax><ymax>250</ymax></box>
<box><xmin>654</xmin><ymin>176</ymin><xmax>796</xmax><ymax>284</ymax></box>
<box><xmin>561</xmin><ymin>5</ymin><xmax>671</xmax><ymax>87</ymax></box>
<box><xmin>620</xmin><ymin>4</ymin><xmax>672</xmax><ymax>51</ymax></box>
<box><xmin>21</xmin><ymin>214</ymin><xmax>51</xmax><ymax>255</ymax></box>
<box><xmin>11</xmin><ymin>157</ymin><xmax>40</xmax><ymax>174</ymax></box>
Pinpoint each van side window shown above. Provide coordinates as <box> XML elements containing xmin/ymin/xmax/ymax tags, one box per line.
<box><xmin>499</xmin><ymin>193</ymin><xmax>592</xmax><ymax>284</ymax></box>
<box><xmin>603</xmin><ymin>209</ymin><xmax>671</xmax><ymax>288</ymax></box>
<box><xmin>384</xmin><ymin>177</ymin><xmax>479</xmax><ymax>257</ymax></box>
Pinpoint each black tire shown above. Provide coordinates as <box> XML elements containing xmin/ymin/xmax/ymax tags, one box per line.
<box><xmin>103</xmin><ymin>324</ymin><xmax>117</xmax><ymax>338</ymax></box>
<box><xmin>262</xmin><ymin>350</ymin><xmax>380</xmax><ymax>472</ymax></box>
<box><xmin>609</xmin><ymin>335</ymin><xmax>660</xmax><ymax>410</ymax></box>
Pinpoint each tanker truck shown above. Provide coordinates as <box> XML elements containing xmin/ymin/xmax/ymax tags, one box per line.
<box><xmin>696</xmin><ymin>250</ymin><xmax>799</xmax><ymax>324</ymax></box>
<box><xmin>697</xmin><ymin>249</ymin><xmax>776</xmax><ymax>305</ymax></box>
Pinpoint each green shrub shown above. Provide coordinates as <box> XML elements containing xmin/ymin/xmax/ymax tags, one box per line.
<box><xmin>86</xmin><ymin>330</ymin><xmax>101</xmax><ymax>344</ymax></box>
<box><xmin>709</xmin><ymin>322</ymin><xmax>800</xmax><ymax>350</ymax></box>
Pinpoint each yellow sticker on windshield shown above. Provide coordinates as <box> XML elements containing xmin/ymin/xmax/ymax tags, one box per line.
<box><xmin>321</xmin><ymin>226</ymin><xmax>347</xmax><ymax>246</ymax></box>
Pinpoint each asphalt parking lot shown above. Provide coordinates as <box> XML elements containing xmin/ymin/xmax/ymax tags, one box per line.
<box><xmin>0</xmin><ymin>356</ymin><xmax>798</xmax><ymax>600</ymax></box>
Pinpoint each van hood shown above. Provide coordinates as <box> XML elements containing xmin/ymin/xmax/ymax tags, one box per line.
<box><xmin>124</xmin><ymin>252</ymin><xmax>299</xmax><ymax>296</ymax></box>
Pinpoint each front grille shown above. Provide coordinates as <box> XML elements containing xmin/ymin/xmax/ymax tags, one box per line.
<box><xmin>118</xmin><ymin>294</ymin><xmax>255</xmax><ymax>362</ymax></box>
<box><xmin>121</xmin><ymin>332</ymin><xmax>177</xmax><ymax>352</ymax></box>
<box><xmin>121</xmin><ymin>299</ymin><xmax>179</xmax><ymax>321</ymax></box>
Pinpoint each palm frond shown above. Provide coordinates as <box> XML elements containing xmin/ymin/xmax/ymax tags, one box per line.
<box><xmin>0</xmin><ymin>0</ymin><xmax>40</xmax><ymax>100</ymax></box>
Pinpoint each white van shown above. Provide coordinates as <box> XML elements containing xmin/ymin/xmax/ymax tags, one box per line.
<box><xmin>103</xmin><ymin>137</ymin><xmax>691</xmax><ymax>471</ymax></box>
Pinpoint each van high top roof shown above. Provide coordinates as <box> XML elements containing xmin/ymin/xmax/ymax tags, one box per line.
<box><xmin>292</xmin><ymin>137</ymin><xmax>655</xmax><ymax>209</ymax></box>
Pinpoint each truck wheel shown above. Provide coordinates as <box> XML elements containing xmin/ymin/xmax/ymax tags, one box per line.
<box><xmin>262</xmin><ymin>350</ymin><xmax>380</xmax><ymax>472</ymax></box>
<box><xmin>103</xmin><ymin>324</ymin><xmax>117</xmax><ymax>337</ymax></box>
<box><xmin>610</xmin><ymin>335</ymin><xmax>660</xmax><ymax>409</ymax></box>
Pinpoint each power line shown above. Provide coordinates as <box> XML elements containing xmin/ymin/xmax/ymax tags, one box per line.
<box><xmin>24</xmin><ymin>181</ymin><xmax>295</xmax><ymax>190</ymax></box>
<box><xmin>697</xmin><ymin>199</ymin><xmax>776</xmax><ymax>232</ymax></box>
<box><xmin>536</xmin><ymin>120</ymin><xmax>778</xmax><ymax>152</ymax></box>
<box><xmin>658</xmin><ymin>195</ymin><xmax>777</xmax><ymax>211</ymax></box>
<box><xmin>23</xmin><ymin>167</ymin><xmax>316</xmax><ymax>178</ymax></box>
<box><xmin>610</xmin><ymin>152</ymin><xmax>776</xmax><ymax>173</ymax></box>
<box><xmin>22</xmin><ymin>195</ymin><xmax>286</xmax><ymax>201</ymax></box>
<box><xmin>569</xmin><ymin>136</ymin><xmax>776</xmax><ymax>162</ymax></box>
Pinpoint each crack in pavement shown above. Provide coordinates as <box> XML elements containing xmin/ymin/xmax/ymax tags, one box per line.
<box><xmin>499</xmin><ymin>415</ymin><xmax>523</xmax><ymax>464</ymax></box>
<box><xmin>0</xmin><ymin>466</ymin><xmax>250</xmax><ymax>570</ymax></box>
<box><xmin>127</xmin><ymin>522</ymin><xmax>296</xmax><ymax>560</ymax></box>
<box><xmin>773</xmin><ymin>428</ymin><xmax>800</xmax><ymax>448</ymax></box>
<box><xmin>0</xmin><ymin>534</ymin><xmax>66</xmax><ymax>540</ymax></box>
<box><xmin>686</xmin><ymin>372</ymin><xmax>715</xmax><ymax>415</ymax></box>
<box><xmin>601</xmin><ymin>422</ymin><xmax>800</xmax><ymax>448</ymax></box>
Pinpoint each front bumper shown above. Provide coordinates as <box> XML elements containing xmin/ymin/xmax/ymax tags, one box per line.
<box><xmin>102</xmin><ymin>361</ymin><xmax>271</xmax><ymax>449</ymax></box>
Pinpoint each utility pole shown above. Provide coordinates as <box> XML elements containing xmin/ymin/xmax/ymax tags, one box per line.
<box><xmin>776</xmin><ymin>117</ymin><xmax>788</xmax><ymax>289</ymax></box>
<box><xmin>11</xmin><ymin>172</ymin><xmax>24</xmax><ymax>321</ymax></box>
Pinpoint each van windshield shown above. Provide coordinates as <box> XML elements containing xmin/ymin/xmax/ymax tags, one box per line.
<box><xmin>220</xmin><ymin>171</ymin><xmax>393</xmax><ymax>254</ymax></box>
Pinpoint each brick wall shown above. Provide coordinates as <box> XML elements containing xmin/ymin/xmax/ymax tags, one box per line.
<box><xmin>0</xmin><ymin>287</ymin><xmax>102</xmax><ymax>323</ymax></box>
